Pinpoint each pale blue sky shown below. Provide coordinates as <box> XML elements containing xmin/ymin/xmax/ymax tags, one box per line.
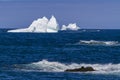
<box><xmin>0</xmin><ymin>0</ymin><xmax>120</xmax><ymax>29</ymax></box>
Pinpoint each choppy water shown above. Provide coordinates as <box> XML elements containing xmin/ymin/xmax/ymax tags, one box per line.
<box><xmin>0</xmin><ymin>29</ymin><xmax>120</xmax><ymax>80</ymax></box>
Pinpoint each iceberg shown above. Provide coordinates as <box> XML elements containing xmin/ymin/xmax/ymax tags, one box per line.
<box><xmin>8</xmin><ymin>16</ymin><xmax>59</xmax><ymax>33</ymax></box>
<box><xmin>61</xmin><ymin>23</ymin><xmax>80</xmax><ymax>31</ymax></box>
<box><xmin>8</xmin><ymin>15</ymin><xmax>80</xmax><ymax>33</ymax></box>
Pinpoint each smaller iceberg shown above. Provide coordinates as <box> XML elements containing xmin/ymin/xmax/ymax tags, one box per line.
<box><xmin>61</xmin><ymin>23</ymin><xmax>80</xmax><ymax>31</ymax></box>
<box><xmin>8</xmin><ymin>16</ymin><xmax>59</xmax><ymax>33</ymax></box>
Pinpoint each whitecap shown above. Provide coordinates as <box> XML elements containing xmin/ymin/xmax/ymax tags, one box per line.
<box><xmin>79</xmin><ymin>40</ymin><xmax>119</xmax><ymax>46</ymax></box>
<box><xmin>13</xmin><ymin>60</ymin><xmax>120</xmax><ymax>75</ymax></box>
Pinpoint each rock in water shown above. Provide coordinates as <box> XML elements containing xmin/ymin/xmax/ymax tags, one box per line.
<box><xmin>65</xmin><ymin>66</ymin><xmax>95</xmax><ymax>72</ymax></box>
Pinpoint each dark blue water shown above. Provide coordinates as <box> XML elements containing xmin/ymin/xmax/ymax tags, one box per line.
<box><xmin>0</xmin><ymin>29</ymin><xmax>120</xmax><ymax>80</ymax></box>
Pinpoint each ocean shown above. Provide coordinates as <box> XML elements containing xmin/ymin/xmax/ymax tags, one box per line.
<box><xmin>0</xmin><ymin>29</ymin><xmax>120</xmax><ymax>80</ymax></box>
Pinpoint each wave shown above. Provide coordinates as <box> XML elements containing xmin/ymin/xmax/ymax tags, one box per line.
<box><xmin>13</xmin><ymin>60</ymin><xmax>120</xmax><ymax>74</ymax></box>
<box><xmin>78</xmin><ymin>40</ymin><xmax>119</xmax><ymax>46</ymax></box>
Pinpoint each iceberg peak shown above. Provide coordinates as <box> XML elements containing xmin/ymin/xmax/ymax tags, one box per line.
<box><xmin>42</xmin><ymin>16</ymin><xmax>48</xmax><ymax>20</ymax></box>
<box><xmin>47</xmin><ymin>15</ymin><xmax>58</xmax><ymax>32</ymax></box>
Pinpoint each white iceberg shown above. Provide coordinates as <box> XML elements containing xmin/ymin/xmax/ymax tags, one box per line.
<box><xmin>8</xmin><ymin>16</ymin><xmax>59</xmax><ymax>33</ymax></box>
<box><xmin>61</xmin><ymin>23</ymin><xmax>80</xmax><ymax>31</ymax></box>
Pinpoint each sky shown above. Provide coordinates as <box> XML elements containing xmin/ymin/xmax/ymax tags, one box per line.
<box><xmin>0</xmin><ymin>0</ymin><xmax>120</xmax><ymax>29</ymax></box>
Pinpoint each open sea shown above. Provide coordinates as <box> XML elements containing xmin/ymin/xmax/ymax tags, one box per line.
<box><xmin>0</xmin><ymin>29</ymin><xmax>120</xmax><ymax>80</ymax></box>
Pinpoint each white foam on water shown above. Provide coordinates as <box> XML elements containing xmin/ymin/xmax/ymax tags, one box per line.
<box><xmin>15</xmin><ymin>60</ymin><xmax>120</xmax><ymax>75</ymax></box>
<box><xmin>79</xmin><ymin>40</ymin><xmax>119</xmax><ymax>46</ymax></box>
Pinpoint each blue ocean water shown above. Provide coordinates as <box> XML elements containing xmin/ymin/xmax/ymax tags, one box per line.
<box><xmin>0</xmin><ymin>29</ymin><xmax>120</xmax><ymax>80</ymax></box>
